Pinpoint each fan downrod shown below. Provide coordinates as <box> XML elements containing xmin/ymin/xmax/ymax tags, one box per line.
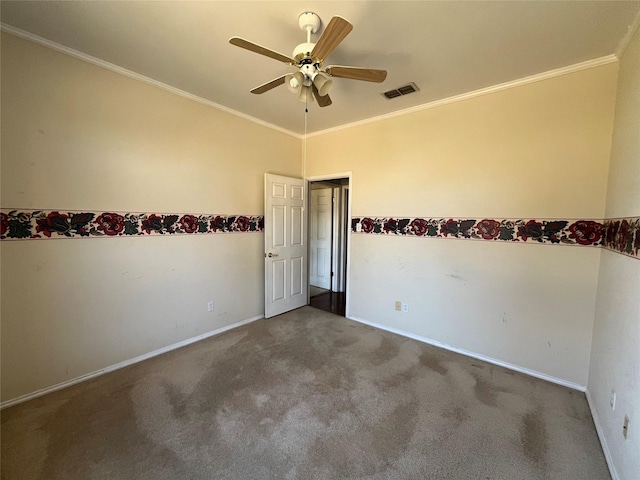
<box><xmin>293</xmin><ymin>12</ymin><xmax>321</xmax><ymax>64</ymax></box>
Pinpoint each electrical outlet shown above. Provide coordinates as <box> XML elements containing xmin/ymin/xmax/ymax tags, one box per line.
<box><xmin>610</xmin><ymin>390</ymin><xmax>616</xmax><ymax>410</ymax></box>
<box><xmin>207</xmin><ymin>301</ymin><xmax>214</xmax><ymax>312</ymax></box>
<box><xmin>623</xmin><ymin>415</ymin><xmax>630</xmax><ymax>439</ymax></box>
<box><xmin>402</xmin><ymin>303</ymin><xmax>409</xmax><ymax>313</ymax></box>
<box><xmin>395</xmin><ymin>301</ymin><xmax>401</xmax><ymax>311</ymax></box>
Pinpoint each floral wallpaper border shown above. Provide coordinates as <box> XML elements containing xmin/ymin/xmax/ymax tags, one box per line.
<box><xmin>351</xmin><ymin>216</ymin><xmax>640</xmax><ymax>259</ymax></box>
<box><xmin>602</xmin><ymin>217</ymin><xmax>640</xmax><ymax>259</ymax></box>
<box><xmin>2</xmin><ymin>209</ymin><xmax>638</xmax><ymax>259</ymax></box>
<box><xmin>0</xmin><ymin>209</ymin><xmax>263</xmax><ymax>239</ymax></box>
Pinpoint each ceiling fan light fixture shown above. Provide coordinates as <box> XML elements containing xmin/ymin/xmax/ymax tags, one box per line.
<box><xmin>285</xmin><ymin>71</ymin><xmax>305</xmax><ymax>94</ymax></box>
<box><xmin>230</xmin><ymin>13</ymin><xmax>386</xmax><ymax>108</ymax></box>
<box><xmin>313</xmin><ymin>73</ymin><xmax>333</xmax><ymax>97</ymax></box>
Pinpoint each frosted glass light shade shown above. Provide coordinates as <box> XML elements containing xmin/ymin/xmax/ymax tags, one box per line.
<box><xmin>298</xmin><ymin>85</ymin><xmax>314</xmax><ymax>103</ymax></box>
<box><xmin>313</xmin><ymin>73</ymin><xmax>332</xmax><ymax>97</ymax></box>
<box><xmin>285</xmin><ymin>71</ymin><xmax>305</xmax><ymax>94</ymax></box>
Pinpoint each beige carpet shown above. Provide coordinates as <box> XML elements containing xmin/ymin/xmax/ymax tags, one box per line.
<box><xmin>1</xmin><ymin>307</ymin><xmax>610</xmax><ymax>479</ymax></box>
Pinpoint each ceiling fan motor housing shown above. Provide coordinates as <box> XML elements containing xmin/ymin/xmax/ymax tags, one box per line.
<box><xmin>293</xmin><ymin>42</ymin><xmax>316</xmax><ymax>63</ymax></box>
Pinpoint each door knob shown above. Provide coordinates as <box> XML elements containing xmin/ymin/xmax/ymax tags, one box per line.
<box><xmin>266</xmin><ymin>252</ymin><xmax>278</xmax><ymax>258</ymax></box>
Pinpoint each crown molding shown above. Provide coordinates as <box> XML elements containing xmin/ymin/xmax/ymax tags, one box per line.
<box><xmin>615</xmin><ymin>8</ymin><xmax>640</xmax><ymax>59</ymax></box>
<box><xmin>0</xmin><ymin>23</ymin><xmax>620</xmax><ymax>142</ymax></box>
<box><xmin>307</xmin><ymin>55</ymin><xmax>618</xmax><ymax>138</ymax></box>
<box><xmin>0</xmin><ymin>24</ymin><xmax>303</xmax><ymax>139</ymax></box>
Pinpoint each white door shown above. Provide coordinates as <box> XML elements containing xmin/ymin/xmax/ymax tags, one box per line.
<box><xmin>310</xmin><ymin>187</ymin><xmax>332</xmax><ymax>290</ymax></box>
<box><xmin>264</xmin><ymin>173</ymin><xmax>307</xmax><ymax>318</ymax></box>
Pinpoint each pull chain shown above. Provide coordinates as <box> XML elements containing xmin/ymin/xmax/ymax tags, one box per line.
<box><xmin>303</xmin><ymin>99</ymin><xmax>308</xmax><ymax>180</ymax></box>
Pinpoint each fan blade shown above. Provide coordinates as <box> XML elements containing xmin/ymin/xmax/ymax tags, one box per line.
<box><xmin>311</xmin><ymin>16</ymin><xmax>353</xmax><ymax>62</ymax></box>
<box><xmin>251</xmin><ymin>75</ymin><xmax>286</xmax><ymax>94</ymax></box>
<box><xmin>325</xmin><ymin>65</ymin><xmax>387</xmax><ymax>83</ymax></box>
<box><xmin>312</xmin><ymin>84</ymin><xmax>332</xmax><ymax>107</ymax></box>
<box><xmin>229</xmin><ymin>37</ymin><xmax>294</xmax><ymax>64</ymax></box>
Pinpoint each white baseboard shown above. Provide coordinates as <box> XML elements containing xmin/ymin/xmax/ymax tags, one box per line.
<box><xmin>1</xmin><ymin>314</ymin><xmax>264</xmax><ymax>409</ymax></box>
<box><xmin>585</xmin><ymin>388</ymin><xmax>619</xmax><ymax>480</ymax></box>
<box><xmin>347</xmin><ymin>315</ymin><xmax>586</xmax><ymax>392</ymax></box>
<box><xmin>2</xmin><ymin>312</ymin><xmax>587</xmax><ymax>408</ymax></box>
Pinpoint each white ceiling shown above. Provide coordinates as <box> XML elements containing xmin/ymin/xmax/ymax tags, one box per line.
<box><xmin>2</xmin><ymin>1</ymin><xmax>640</xmax><ymax>136</ymax></box>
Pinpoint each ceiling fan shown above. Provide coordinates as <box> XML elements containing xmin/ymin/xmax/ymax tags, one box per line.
<box><xmin>229</xmin><ymin>12</ymin><xmax>387</xmax><ymax>107</ymax></box>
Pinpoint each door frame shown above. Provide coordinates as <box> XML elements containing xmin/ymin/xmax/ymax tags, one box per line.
<box><xmin>332</xmin><ymin>184</ymin><xmax>349</xmax><ymax>293</ymax></box>
<box><xmin>306</xmin><ymin>172</ymin><xmax>352</xmax><ymax>318</ymax></box>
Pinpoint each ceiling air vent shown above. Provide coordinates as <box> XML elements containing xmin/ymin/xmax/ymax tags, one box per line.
<box><xmin>382</xmin><ymin>82</ymin><xmax>420</xmax><ymax>99</ymax></box>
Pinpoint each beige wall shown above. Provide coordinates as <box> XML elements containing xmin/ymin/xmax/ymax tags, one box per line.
<box><xmin>0</xmin><ymin>33</ymin><xmax>300</xmax><ymax>402</ymax></box>
<box><xmin>589</xmin><ymin>23</ymin><xmax>640</xmax><ymax>480</ymax></box>
<box><xmin>1</xmin><ymin>33</ymin><xmax>297</xmax><ymax>213</ymax></box>
<box><xmin>308</xmin><ymin>64</ymin><xmax>616</xmax><ymax>219</ymax></box>
<box><xmin>307</xmin><ymin>63</ymin><xmax>618</xmax><ymax>387</ymax></box>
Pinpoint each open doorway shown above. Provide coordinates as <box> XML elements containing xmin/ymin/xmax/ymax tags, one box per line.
<box><xmin>308</xmin><ymin>177</ymin><xmax>349</xmax><ymax>317</ymax></box>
